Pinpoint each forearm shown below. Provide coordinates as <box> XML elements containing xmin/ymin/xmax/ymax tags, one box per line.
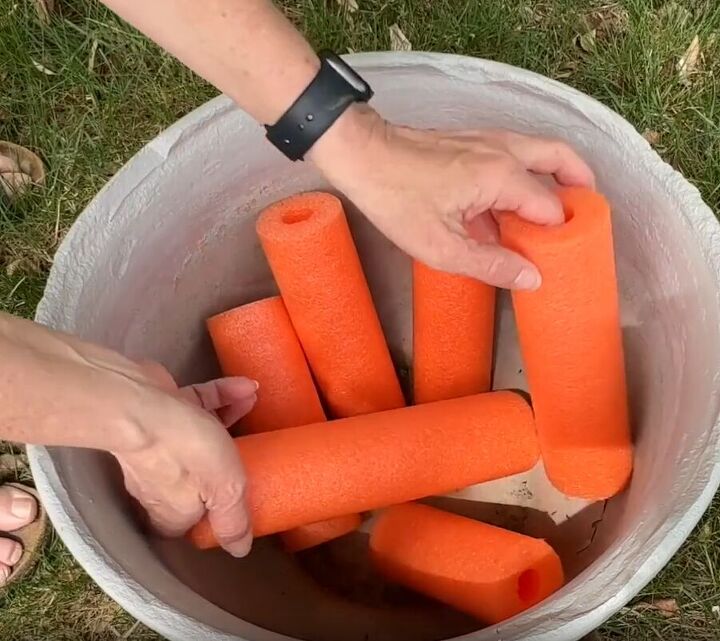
<box><xmin>100</xmin><ymin>0</ymin><xmax>380</xmax><ymax>170</ymax></box>
<box><xmin>0</xmin><ymin>312</ymin><xmax>161</xmax><ymax>451</ymax></box>
<box><xmin>101</xmin><ymin>0</ymin><xmax>318</xmax><ymax>124</ymax></box>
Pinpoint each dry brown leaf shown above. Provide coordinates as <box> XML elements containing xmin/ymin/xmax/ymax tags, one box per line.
<box><xmin>588</xmin><ymin>3</ymin><xmax>629</xmax><ymax>37</ymax></box>
<box><xmin>575</xmin><ymin>29</ymin><xmax>597</xmax><ymax>53</ymax></box>
<box><xmin>336</xmin><ymin>0</ymin><xmax>358</xmax><ymax>13</ymax></box>
<box><xmin>635</xmin><ymin>598</ymin><xmax>680</xmax><ymax>618</ymax></box>
<box><xmin>677</xmin><ymin>34</ymin><xmax>701</xmax><ymax>85</ymax></box>
<box><xmin>31</xmin><ymin>58</ymin><xmax>56</xmax><ymax>75</ymax></box>
<box><xmin>555</xmin><ymin>60</ymin><xmax>578</xmax><ymax>79</ymax></box>
<box><xmin>5</xmin><ymin>258</ymin><xmax>25</xmax><ymax>277</ymax></box>
<box><xmin>0</xmin><ymin>453</ymin><xmax>28</xmax><ymax>476</ymax></box>
<box><xmin>520</xmin><ymin>2</ymin><xmax>550</xmax><ymax>24</ymax></box>
<box><xmin>389</xmin><ymin>24</ymin><xmax>412</xmax><ymax>52</ymax></box>
<box><xmin>34</xmin><ymin>0</ymin><xmax>54</xmax><ymax>23</ymax></box>
<box><xmin>642</xmin><ymin>129</ymin><xmax>660</xmax><ymax>145</ymax></box>
<box><xmin>88</xmin><ymin>39</ymin><xmax>99</xmax><ymax>73</ymax></box>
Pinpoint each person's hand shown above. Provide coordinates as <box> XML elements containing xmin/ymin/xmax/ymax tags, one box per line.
<box><xmin>1</xmin><ymin>313</ymin><xmax>258</xmax><ymax>558</ymax></box>
<box><xmin>112</xmin><ymin>363</ymin><xmax>258</xmax><ymax>557</ymax></box>
<box><xmin>311</xmin><ymin>108</ymin><xmax>595</xmax><ymax>290</ymax></box>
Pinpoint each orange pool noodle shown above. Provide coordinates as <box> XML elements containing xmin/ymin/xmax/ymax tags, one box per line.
<box><xmin>207</xmin><ymin>297</ymin><xmax>360</xmax><ymax>551</ymax></box>
<box><xmin>256</xmin><ymin>192</ymin><xmax>404</xmax><ymax>418</ymax></box>
<box><xmin>413</xmin><ymin>261</ymin><xmax>496</xmax><ymax>403</ymax></box>
<box><xmin>499</xmin><ymin>186</ymin><xmax>632</xmax><ymax>499</ymax></box>
<box><xmin>189</xmin><ymin>391</ymin><xmax>539</xmax><ymax>548</ymax></box>
<box><xmin>207</xmin><ymin>297</ymin><xmax>325</xmax><ymax>433</ymax></box>
<box><xmin>370</xmin><ymin>503</ymin><xmax>564</xmax><ymax>624</ymax></box>
<box><xmin>280</xmin><ymin>514</ymin><xmax>363</xmax><ymax>553</ymax></box>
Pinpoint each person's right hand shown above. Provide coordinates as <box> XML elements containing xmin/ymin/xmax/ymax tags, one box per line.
<box><xmin>311</xmin><ymin>108</ymin><xmax>595</xmax><ymax>290</ymax></box>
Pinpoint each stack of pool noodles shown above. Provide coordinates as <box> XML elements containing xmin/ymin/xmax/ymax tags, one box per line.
<box><xmin>187</xmin><ymin>188</ymin><xmax>632</xmax><ymax>624</ymax></box>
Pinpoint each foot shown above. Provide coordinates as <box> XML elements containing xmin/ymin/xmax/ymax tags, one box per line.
<box><xmin>0</xmin><ymin>485</ymin><xmax>38</xmax><ymax>586</ymax></box>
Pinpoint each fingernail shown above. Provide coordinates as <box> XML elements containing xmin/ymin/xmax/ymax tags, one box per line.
<box><xmin>513</xmin><ymin>269</ymin><xmax>542</xmax><ymax>291</ymax></box>
<box><xmin>11</xmin><ymin>497</ymin><xmax>34</xmax><ymax>522</ymax></box>
<box><xmin>251</xmin><ymin>380</ymin><xmax>260</xmax><ymax>391</ymax></box>
<box><xmin>224</xmin><ymin>536</ymin><xmax>253</xmax><ymax>558</ymax></box>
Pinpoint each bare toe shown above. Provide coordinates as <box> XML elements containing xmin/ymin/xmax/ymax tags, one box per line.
<box><xmin>0</xmin><ymin>538</ymin><xmax>22</xmax><ymax>567</ymax></box>
<box><xmin>0</xmin><ymin>562</ymin><xmax>12</xmax><ymax>586</ymax></box>
<box><xmin>0</xmin><ymin>486</ymin><xmax>38</xmax><ymax>531</ymax></box>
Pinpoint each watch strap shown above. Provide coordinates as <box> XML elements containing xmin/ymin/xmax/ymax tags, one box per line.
<box><xmin>265</xmin><ymin>53</ymin><xmax>372</xmax><ymax>161</ymax></box>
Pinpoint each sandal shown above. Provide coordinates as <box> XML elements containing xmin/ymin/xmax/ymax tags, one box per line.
<box><xmin>0</xmin><ymin>483</ymin><xmax>48</xmax><ymax>588</ymax></box>
<box><xmin>0</xmin><ymin>141</ymin><xmax>46</xmax><ymax>202</ymax></box>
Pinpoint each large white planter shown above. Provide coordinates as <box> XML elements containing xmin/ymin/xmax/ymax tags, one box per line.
<box><xmin>29</xmin><ymin>53</ymin><xmax>720</xmax><ymax>641</ymax></box>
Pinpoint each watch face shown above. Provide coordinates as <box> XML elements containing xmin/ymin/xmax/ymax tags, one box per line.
<box><xmin>326</xmin><ymin>56</ymin><xmax>371</xmax><ymax>95</ymax></box>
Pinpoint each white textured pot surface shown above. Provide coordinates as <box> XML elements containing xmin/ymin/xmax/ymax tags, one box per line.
<box><xmin>29</xmin><ymin>52</ymin><xmax>720</xmax><ymax>641</ymax></box>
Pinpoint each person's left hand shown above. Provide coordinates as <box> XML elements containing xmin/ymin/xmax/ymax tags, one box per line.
<box><xmin>114</xmin><ymin>362</ymin><xmax>258</xmax><ymax>556</ymax></box>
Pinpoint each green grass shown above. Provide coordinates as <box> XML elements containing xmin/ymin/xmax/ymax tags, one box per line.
<box><xmin>1</xmin><ymin>0</ymin><xmax>719</xmax><ymax>638</ymax></box>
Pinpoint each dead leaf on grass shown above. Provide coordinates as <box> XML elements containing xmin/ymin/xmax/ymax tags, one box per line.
<box><xmin>588</xmin><ymin>3</ymin><xmax>629</xmax><ymax>37</ymax></box>
<box><xmin>642</xmin><ymin>129</ymin><xmax>661</xmax><ymax>145</ymax></box>
<box><xmin>0</xmin><ymin>453</ymin><xmax>29</xmax><ymax>481</ymax></box>
<box><xmin>634</xmin><ymin>598</ymin><xmax>680</xmax><ymax>618</ymax></box>
<box><xmin>520</xmin><ymin>2</ymin><xmax>550</xmax><ymax>24</ymax></box>
<box><xmin>389</xmin><ymin>24</ymin><xmax>412</xmax><ymax>52</ymax></box>
<box><xmin>34</xmin><ymin>0</ymin><xmax>54</xmax><ymax>23</ymax></box>
<box><xmin>5</xmin><ymin>258</ymin><xmax>24</xmax><ymax>278</ymax></box>
<box><xmin>677</xmin><ymin>35</ymin><xmax>701</xmax><ymax>85</ymax></box>
<box><xmin>336</xmin><ymin>0</ymin><xmax>358</xmax><ymax>13</ymax></box>
<box><xmin>88</xmin><ymin>39</ymin><xmax>99</xmax><ymax>73</ymax></box>
<box><xmin>555</xmin><ymin>60</ymin><xmax>578</xmax><ymax>79</ymax></box>
<box><xmin>31</xmin><ymin>58</ymin><xmax>56</xmax><ymax>75</ymax></box>
<box><xmin>575</xmin><ymin>29</ymin><xmax>597</xmax><ymax>53</ymax></box>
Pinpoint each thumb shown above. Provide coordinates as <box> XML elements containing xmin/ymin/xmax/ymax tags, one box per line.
<box><xmin>449</xmin><ymin>236</ymin><xmax>542</xmax><ymax>290</ymax></box>
<box><xmin>205</xmin><ymin>472</ymin><xmax>253</xmax><ymax>558</ymax></box>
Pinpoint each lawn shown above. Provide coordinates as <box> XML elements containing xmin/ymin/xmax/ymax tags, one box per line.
<box><xmin>1</xmin><ymin>0</ymin><xmax>719</xmax><ymax>639</ymax></box>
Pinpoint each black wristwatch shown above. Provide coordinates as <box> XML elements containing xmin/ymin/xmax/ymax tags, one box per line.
<box><xmin>265</xmin><ymin>51</ymin><xmax>373</xmax><ymax>161</ymax></box>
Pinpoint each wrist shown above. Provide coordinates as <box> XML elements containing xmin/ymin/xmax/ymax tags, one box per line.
<box><xmin>307</xmin><ymin>104</ymin><xmax>387</xmax><ymax>181</ymax></box>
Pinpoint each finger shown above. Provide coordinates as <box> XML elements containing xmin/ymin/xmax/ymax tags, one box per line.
<box><xmin>205</xmin><ymin>474</ymin><xmax>253</xmax><ymax>558</ymax></box>
<box><xmin>445</xmin><ymin>235</ymin><xmax>542</xmax><ymax>290</ymax></box>
<box><xmin>180</xmin><ymin>377</ymin><xmax>259</xmax><ymax>411</ymax></box>
<box><xmin>492</xmin><ymin>170</ymin><xmax>565</xmax><ymax>226</ymax></box>
<box><xmin>503</xmin><ymin>133</ymin><xmax>596</xmax><ymax>188</ymax></box>
<box><xmin>216</xmin><ymin>394</ymin><xmax>257</xmax><ymax>427</ymax></box>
